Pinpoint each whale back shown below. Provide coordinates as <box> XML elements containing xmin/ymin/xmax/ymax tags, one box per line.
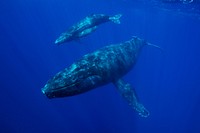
<box><xmin>83</xmin><ymin>36</ymin><xmax>147</xmax><ymax>82</ymax></box>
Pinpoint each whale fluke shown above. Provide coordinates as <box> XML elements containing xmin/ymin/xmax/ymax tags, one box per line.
<box><xmin>109</xmin><ymin>14</ymin><xmax>122</xmax><ymax>24</ymax></box>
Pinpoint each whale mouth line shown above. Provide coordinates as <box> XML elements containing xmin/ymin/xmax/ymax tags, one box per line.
<box><xmin>51</xmin><ymin>76</ymin><xmax>89</xmax><ymax>91</ymax></box>
<box><xmin>52</xmin><ymin>85</ymin><xmax>68</xmax><ymax>91</ymax></box>
<box><xmin>51</xmin><ymin>74</ymin><xmax>98</xmax><ymax>91</ymax></box>
<box><xmin>50</xmin><ymin>82</ymin><xmax>80</xmax><ymax>92</ymax></box>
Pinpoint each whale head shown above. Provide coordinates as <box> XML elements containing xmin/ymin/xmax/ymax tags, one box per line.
<box><xmin>55</xmin><ymin>33</ymin><xmax>73</xmax><ymax>45</ymax></box>
<box><xmin>41</xmin><ymin>63</ymin><xmax>103</xmax><ymax>99</ymax></box>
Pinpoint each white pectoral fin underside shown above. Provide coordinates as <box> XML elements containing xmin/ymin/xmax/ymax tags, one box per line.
<box><xmin>113</xmin><ymin>79</ymin><xmax>149</xmax><ymax>117</ymax></box>
<box><xmin>78</xmin><ymin>26</ymin><xmax>98</xmax><ymax>37</ymax></box>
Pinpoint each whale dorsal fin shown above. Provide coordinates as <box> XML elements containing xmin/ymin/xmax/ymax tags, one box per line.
<box><xmin>113</xmin><ymin>79</ymin><xmax>149</xmax><ymax>117</ymax></box>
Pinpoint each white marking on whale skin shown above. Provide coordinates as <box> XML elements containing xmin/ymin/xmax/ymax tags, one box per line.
<box><xmin>77</xmin><ymin>17</ymin><xmax>92</xmax><ymax>30</ymax></box>
<box><xmin>70</xmin><ymin>64</ymin><xmax>77</xmax><ymax>71</ymax></box>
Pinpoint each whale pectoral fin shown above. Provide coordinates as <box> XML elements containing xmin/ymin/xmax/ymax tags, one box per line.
<box><xmin>113</xmin><ymin>79</ymin><xmax>149</xmax><ymax>117</ymax></box>
<box><xmin>78</xmin><ymin>26</ymin><xmax>98</xmax><ymax>37</ymax></box>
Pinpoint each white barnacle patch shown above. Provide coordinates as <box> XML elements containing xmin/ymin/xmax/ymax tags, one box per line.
<box><xmin>94</xmin><ymin>51</ymin><xmax>100</xmax><ymax>56</ymax></box>
<box><xmin>70</xmin><ymin>64</ymin><xmax>77</xmax><ymax>72</ymax></box>
<box><xmin>62</xmin><ymin>72</ymin><xmax>67</xmax><ymax>78</ymax></box>
<box><xmin>81</xmin><ymin>59</ymin><xmax>88</xmax><ymax>65</ymax></box>
<box><xmin>84</xmin><ymin>17</ymin><xmax>92</xmax><ymax>25</ymax></box>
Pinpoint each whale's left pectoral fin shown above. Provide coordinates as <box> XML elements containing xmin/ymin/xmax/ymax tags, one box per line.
<box><xmin>113</xmin><ymin>79</ymin><xmax>150</xmax><ymax>117</ymax></box>
<box><xmin>78</xmin><ymin>26</ymin><xmax>98</xmax><ymax>37</ymax></box>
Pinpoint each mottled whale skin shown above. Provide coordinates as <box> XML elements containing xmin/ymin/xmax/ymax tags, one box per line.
<box><xmin>42</xmin><ymin>36</ymin><xmax>150</xmax><ymax>117</ymax></box>
<box><xmin>55</xmin><ymin>14</ymin><xmax>122</xmax><ymax>45</ymax></box>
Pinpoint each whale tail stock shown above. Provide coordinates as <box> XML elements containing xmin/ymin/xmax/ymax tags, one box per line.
<box><xmin>113</xmin><ymin>79</ymin><xmax>150</xmax><ymax>118</ymax></box>
<box><xmin>109</xmin><ymin>14</ymin><xmax>122</xmax><ymax>24</ymax></box>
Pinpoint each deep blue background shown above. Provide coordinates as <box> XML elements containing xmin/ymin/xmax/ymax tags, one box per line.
<box><xmin>1</xmin><ymin>0</ymin><xmax>200</xmax><ymax>133</ymax></box>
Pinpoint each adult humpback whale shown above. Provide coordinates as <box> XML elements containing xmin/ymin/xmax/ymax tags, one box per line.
<box><xmin>55</xmin><ymin>13</ymin><xmax>122</xmax><ymax>45</ymax></box>
<box><xmin>42</xmin><ymin>36</ymin><xmax>151</xmax><ymax>117</ymax></box>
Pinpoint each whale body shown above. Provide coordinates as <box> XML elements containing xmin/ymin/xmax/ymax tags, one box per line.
<box><xmin>55</xmin><ymin>14</ymin><xmax>122</xmax><ymax>45</ymax></box>
<box><xmin>42</xmin><ymin>36</ymin><xmax>150</xmax><ymax>117</ymax></box>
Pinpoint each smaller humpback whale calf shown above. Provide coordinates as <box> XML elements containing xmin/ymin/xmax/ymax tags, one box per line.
<box><xmin>42</xmin><ymin>36</ymin><xmax>160</xmax><ymax>117</ymax></box>
<box><xmin>55</xmin><ymin>13</ymin><xmax>122</xmax><ymax>45</ymax></box>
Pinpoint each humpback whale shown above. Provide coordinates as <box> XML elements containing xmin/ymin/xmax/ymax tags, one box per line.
<box><xmin>55</xmin><ymin>14</ymin><xmax>122</xmax><ymax>45</ymax></box>
<box><xmin>42</xmin><ymin>36</ymin><xmax>151</xmax><ymax>117</ymax></box>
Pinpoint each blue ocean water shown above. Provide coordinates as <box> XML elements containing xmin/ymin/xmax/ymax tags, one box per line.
<box><xmin>1</xmin><ymin>0</ymin><xmax>200</xmax><ymax>133</ymax></box>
